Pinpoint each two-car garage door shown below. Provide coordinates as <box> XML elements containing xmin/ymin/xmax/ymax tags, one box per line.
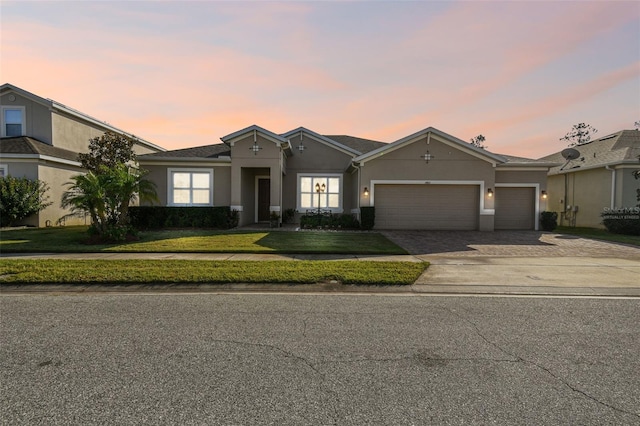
<box><xmin>375</xmin><ymin>184</ymin><xmax>479</xmax><ymax>230</ymax></box>
<box><xmin>374</xmin><ymin>184</ymin><xmax>536</xmax><ymax>230</ymax></box>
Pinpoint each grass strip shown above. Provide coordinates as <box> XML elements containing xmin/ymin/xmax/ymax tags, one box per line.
<box><xmin>0</xmin><ymin>259</ymin><xmax>428</xmax><ymax>286</ymax></box>
<box><xmin>555</xmin><ymin>226</ymin><xmax>640</xmax><ymax>247</ymax></box>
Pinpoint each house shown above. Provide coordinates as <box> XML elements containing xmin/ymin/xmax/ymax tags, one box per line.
<box><xmin>0</xmin><ymin>83</ymin><xmax>165</xmax><ymax>227</ymax></box>
<box><xmin>539</xmin><ymin>130</ymin><xmax>640</xmax><ymax>228</ymax></box>
<box><xmin>139</xmin><ymin>125</ymin><xmax>557</xmax><ymax>231</ymax></box>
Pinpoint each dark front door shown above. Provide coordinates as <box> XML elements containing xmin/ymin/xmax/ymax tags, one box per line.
<box><xmin>257</xmin><ymin>178</ymin><xmax>270</xmax><ymax>222</ymax></box>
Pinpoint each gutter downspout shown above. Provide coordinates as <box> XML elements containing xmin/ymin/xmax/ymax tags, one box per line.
<box><xmin>605</xmin><ymin>165</ymin><xmax>615</xmax><ymax>209</ymax></box>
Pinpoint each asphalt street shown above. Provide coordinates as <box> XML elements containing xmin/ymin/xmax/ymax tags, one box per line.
<box><xmin>1</xmin><ymin>293</ymin><xmax>639</xmax><ymax>425</ymax></box>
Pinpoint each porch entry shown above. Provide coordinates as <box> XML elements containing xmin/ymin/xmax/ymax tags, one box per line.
<box><xmin>257</xmin><ymin>178</ymin><xmax>271</xmax><ymax>222</ymax></box>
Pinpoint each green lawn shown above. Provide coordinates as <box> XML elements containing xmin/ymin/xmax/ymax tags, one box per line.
<box><xmin>555</xmin><ymin>226</ymin><xmax>640</xmax><ymax>247</ymax></box>
<box><xmin>0</xmin><ymin>226</ymin><xmax>407</xmax><ymax>255</ymax></box>
<box><xmin>0</xmin><ymin>259</ymin><xmax>427</xmax><ymax>286</ymax></box>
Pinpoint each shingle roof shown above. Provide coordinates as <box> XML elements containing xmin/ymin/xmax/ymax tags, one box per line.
<box><xmin>0</xmin><ymin>136</ymin><xmax>80</xmax><ymax>163</ymax></box>
<box><xmin>323</xmin><ymin>135</ymin><xmax>387</xmax><ymax>154</ymax></box>
<box><xmin>138</xmin><ymin>144</ymin><xmax>231</xmax><ymax>159</ymax></box>
<box><xmin>538</xmin><ymin>130</ymin><xmax>640</xmax><ymax>174</ymax></box>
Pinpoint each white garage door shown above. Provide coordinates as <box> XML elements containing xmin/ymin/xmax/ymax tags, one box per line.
<box><xmin>494</xmin><ymin>187</ymin><xmax>535</xmax><ymax>230</ymax></box>
<box><xmin>374</xmin><ymin>184</ymin><xmax>479</xmax><ymax>230</ymax></box>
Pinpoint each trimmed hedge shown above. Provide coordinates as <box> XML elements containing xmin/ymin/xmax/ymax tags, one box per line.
<box><xmin>540</xmin><ymin>211</ymin><xmax>558</xmax><ymax>232</ymax></box>
<box><xmin>360</xmin><ymin>207</ymin><xmax>375</xmax><ymax>230</ymax></box>
<box><xmin>601</xmin><ymin>208</ymin><xmax>640</xmax><ymax>236</ymax></box>
<box><xmin>300</xmin><ymin>212</ymin><xmax>360</xmax><ymax>229</ymax></box>
<box><xmin>129</xmin><ymin>206</ymin><xmax>239</xmax><ymax>229</ymax></box>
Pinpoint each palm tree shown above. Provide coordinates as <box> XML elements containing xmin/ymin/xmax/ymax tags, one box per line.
<box><xmin>61</xmin><ymin>164</ymin><xmax>158</xmax><ymax>238</ymax></box>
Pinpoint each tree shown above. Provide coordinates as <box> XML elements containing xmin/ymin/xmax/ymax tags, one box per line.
<box><xmin>0</xmin><ymin>176</ymin><xmax>52</xmax><ymax>227</ymax></box>
<box><xmin>61</xmin><ymin>164</ymin><xmax>158</xmax><ymax>240</ymax></box>
<box><xmin>78</xmin><ymin>131</ymin><xmax>137</xmax><ymax>173</ymax></box>
<box><xmin>634</xmin><ymin>121</ymin><xmax>640</xmax><ymax>130</ymax></box>
<box><xmin>560</xmin><ymin>123</ymin><xmax>598</xmax><ymax>147</ymax></box>
<box><xmin>469</xmin><ymin>134</ymin><xmax>487</xmax><ymax>149</ymax></box>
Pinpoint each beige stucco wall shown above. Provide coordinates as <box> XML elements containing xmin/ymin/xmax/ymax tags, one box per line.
<box><xmin>359</xmin><ymin>138</ymin><xmax>496</xmax><ymax>208</ymax></box>
<box><xmin>0</xmin><ymin>160</ymin><xmax>85</xmax><ymax>227</ymax></box>
<box><xmin>1</xmin><ymin>92</ymin><xmax>53</xmax><ymax>143</ymax></box>
<box><xmin>547</xmin><ymin>168</ymin><xmax>611</xmax><ymax>228</ymax></box>
<box><xmin>230</xmin><ymin>135</ymin><xmax>283</xmax><ymax>225</ymax></box>
<box><xmin>142</xmin><ymin>164</ymin><xmax>231</xmax><ymax>207</ymax></box>
<box><xmin>283</xmin><ymin>135</ymin><xmax>356</xmax><ymax>218</ymax></box>
<box><xmin>51</xmin><ymin>112</ymin><xmax>110</xmax><ymax>153</ymax></box>
<box><xmin>618</xmin><ymin>167</ymin><xmax>640</xmax><ymax>208</ymax></box>
<box><xmin>38</xmin><ymin>162</ymin><xmax>87</xmax><ymax>227</ymax></box>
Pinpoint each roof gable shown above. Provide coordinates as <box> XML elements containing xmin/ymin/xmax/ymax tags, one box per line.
<box><xmin>281</xmin><ymin>127</ymin><xmax>361</xmax><ymax>156</ymax></box>
<box><xmin>221</xmin><ymin>124</ymin><xmax>290</xmax><ymax>148</ymax></box>
<box><xmin>353</xmin><ymin>127</ymin><xmax>507</xmax><ymax>165</ymax></box>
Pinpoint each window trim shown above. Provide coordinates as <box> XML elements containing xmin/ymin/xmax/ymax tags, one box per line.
<box><xmin>167</xmin><ymin>168</ymin><xmax>214</xmax><ymax>206</ymax></box>
<box><xmin>0</xmin><ymin>164</ymin><xmax>7</xmax><ymax>178</ymax></box>
<box><xmin>296</xmin><ymin>173</ymin><xmax>343</xmax><ymax>213</ymax></box>
<box><xmin>1</xmin><ymin>106</ymin><xmax>26</xmax><ymax>137</ymax></box>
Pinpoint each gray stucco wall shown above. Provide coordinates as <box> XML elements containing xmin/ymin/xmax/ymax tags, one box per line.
<box><xmin>1</xmin><ymin>92</ymin><xmax>53</xmax><ymax>143</ymax></box>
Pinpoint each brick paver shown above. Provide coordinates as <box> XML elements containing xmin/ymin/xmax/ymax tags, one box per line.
<box><xmin>382</xmin><ymin>230</ymin><xmax>640</xmax><ymax>258</ymax></box>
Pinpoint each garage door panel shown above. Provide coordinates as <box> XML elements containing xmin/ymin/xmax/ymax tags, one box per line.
<box><xmin>375</xmin><ymin>184</ymin><xmax>479</xmax><ymax>230</ymax></box>
<box><xmin>494</xmin><ymin>187</ymin><xmax>535</xmax><ymax>230</ymax></box>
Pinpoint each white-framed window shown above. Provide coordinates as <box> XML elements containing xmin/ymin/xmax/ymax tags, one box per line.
<box><xmin>0</xmin><ymin>164</ymin><xmax>7</xmax><ymax>178</ymax></box>
<box><xmin>1</xmin><ymin>106</ymin><xmax>26</xmax><ymax>137</ymax></box>
<box><xmin>297</xmin><ymin>173</ymin><xmax>343</xmax><ymax>213</ymax></box>
<box><xmin>167</xmin><ymin>168</ymin><xmax>214</xmax><ymax>206</ymax></box>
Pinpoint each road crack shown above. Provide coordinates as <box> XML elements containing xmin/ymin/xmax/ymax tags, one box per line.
<box><xmin>445</xmin><ymin>307</ymin><xmax>640</xmax><ymax>419</ymax></box>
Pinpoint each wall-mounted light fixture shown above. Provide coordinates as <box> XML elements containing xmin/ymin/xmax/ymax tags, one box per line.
<box><xmin>541</xmin><ymin>190</ymin><xmax>548</xmax><ymax>199</ymax></box>
<box><xmin>363</xmin><ymin>187</ymin><xmax>369</xmax><ymax>196</ymax></box>
<box><xmin>487</xmin><ymin>188</ymin><xmax>493</xmax><ymax>197</ymax></box>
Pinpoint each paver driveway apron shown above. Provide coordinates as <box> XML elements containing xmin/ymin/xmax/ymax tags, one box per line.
<box><xmin>382</xmin><ymin>230</ymin><xmax>640</xmax><ymax>295</ymax></box>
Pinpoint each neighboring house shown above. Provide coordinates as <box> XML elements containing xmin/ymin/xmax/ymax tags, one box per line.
<box><xmin>0</xmin><ymin>83</ymin><xmax>165</xmax><ymax>227</ymax></box>
<box><xmin>539</xmin><ymin>130</ymin><xmax>640</xmax><ymax>228</ymax></box>
<box><xmin>139</xmin><ymin>125</ymin><xmax>556</xmax><ymax>231</ymax></box>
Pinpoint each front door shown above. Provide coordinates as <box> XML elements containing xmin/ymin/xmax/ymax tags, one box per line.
<box><xmin>257</xmin><ymin>178</ymin><xmax>270</xmax><ymax>222</ymax></box>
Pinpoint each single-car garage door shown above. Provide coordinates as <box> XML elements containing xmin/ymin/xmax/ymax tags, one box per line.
<box><xmin>494</xmin><ymin>187</ymin><xmax>535</xmax><ymax>230</ymax></box>
<box><xmin>374</xmin><ymin>184</ymin><xmax>479</xmax><ymax>230</ymax></box>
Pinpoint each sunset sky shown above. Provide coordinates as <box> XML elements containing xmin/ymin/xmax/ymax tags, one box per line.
<box><xmin>2</xmin><ymin>1</ymin><xmax>639</xmax><ymax>158</ymax></box>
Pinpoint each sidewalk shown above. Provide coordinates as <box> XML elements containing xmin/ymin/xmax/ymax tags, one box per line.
<box><xmin>2</xmin><ymin>252</ymin><xmax>639</xmax><ymax>296</ymax></box>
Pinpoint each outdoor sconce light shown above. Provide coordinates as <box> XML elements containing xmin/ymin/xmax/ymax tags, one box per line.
<box><xmin>487</xmin><ymin>188</ymin><xmax>493</xmax><ymax>197</ymax></box>
<box><xmin>541</xmin><ymin>190</ymin><xmax>548</xmax><ymax>199</ymax></box>
<box><xmin>363</xmin><ymin>187</ymin><xmax>369</xmax><ymax>196</ymax></box>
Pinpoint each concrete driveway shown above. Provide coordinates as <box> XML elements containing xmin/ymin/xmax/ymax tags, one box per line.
<box><xmin>382</xmin><ymin>230</ymin><xmax>640</xmax><ymax>296</ymax></box>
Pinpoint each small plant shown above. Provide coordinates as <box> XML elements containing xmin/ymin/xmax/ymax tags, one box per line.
<box><xmin>601</xmin><ymin>208</ymin><xmax>640</xmax><ymax>236</ymax></box>
<box><xmin>540</xmin><ymin>211</ymin><xmax>558</xmax><ymax>232</ymax></box>
<box><xmin>282</xmin><ymin>208</ymin><xmax>296</xmax><ymax>224</ymax></box>
<box><xmin>360</xmin><ymin>207</ymin><xmax>375</xmax><ymax>230</ymax></box>
<box><xmin>270</xmin><ymin>211</ymin><xmax>280</xmax><ymax>228</ymax></box>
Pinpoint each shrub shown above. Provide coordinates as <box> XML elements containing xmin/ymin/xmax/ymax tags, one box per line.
<box><xmin>539</xmin><ymin>211</ymin><xmax>558</xmax><ymax>232</ymax></box>
<box><xmin>360</xmin><ymin>207</ymin><xmax>375</xmax><ymax>230</ymax></box>
<box><xmin>282</xmin><ymin>208</ymin><xmax>296</xmax><ymax>224</ymax></box>
<box><xmin>601</xmin><ymin>208</ymin><xmax>640</xmax><ymax>236</ymax></box>
<box><xmin>129</xmin><ymin>206</ymin><xmax>237</xmax><ymax>229</ymax></box>
<box><xmin>300</xmin><ymin>212</ymin><xmax>360</xmax><ymax>229</ymax></box>
<box><xmin>0</xmin><ymin>176</ymin><xmax>52</xmax><ymax>227</ymax></box>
